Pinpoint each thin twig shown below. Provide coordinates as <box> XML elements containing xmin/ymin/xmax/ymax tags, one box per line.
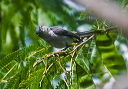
<box><xmin>105</xmin><ymin>26</ymin><xmax>117</xmax><ymax>31</ymax></box>
<box><xmin>39</xmin><ymin>62</ymin><xmax>54</xmax><ymax>86</ymax></box>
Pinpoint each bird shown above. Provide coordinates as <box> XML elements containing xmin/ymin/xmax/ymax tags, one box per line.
<box><xmin>36</xmin><ymin>26</ymin><xmax>100</xmax><ymax>49</ymax></box>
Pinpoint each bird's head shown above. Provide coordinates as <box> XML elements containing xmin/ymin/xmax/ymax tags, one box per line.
<box><xmin>36</xmin><ymin>26</ymin><xmax>48</xmax><ymax>37</ymax></box>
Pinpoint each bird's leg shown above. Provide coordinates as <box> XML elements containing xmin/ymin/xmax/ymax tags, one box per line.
<box><xmin>61</xmin><ymin>43</ymin><xmax>72</xmax><ymax>51</ymax></box>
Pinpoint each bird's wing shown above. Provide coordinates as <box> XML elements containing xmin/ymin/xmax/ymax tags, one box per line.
<box><xmin>50</xmin><ymin>26</ymin><xmax>80</xmax><ymax>39</ymax></box>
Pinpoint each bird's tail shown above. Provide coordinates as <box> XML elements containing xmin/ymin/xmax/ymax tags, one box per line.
<box><xmin>76</xmin><ymin>30</ymin><xmax>103</xmax><ymax>38</ymax></box>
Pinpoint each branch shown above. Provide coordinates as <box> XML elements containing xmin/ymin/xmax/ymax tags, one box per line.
<box><xmin>69</xmin><ymin>35</ymin><xmax>95</xmax><ymax>54</ymax></box>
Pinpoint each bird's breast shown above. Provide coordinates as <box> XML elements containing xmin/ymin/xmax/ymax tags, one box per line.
<box><xmin>44</xmin><ymin>35</ymin><xmax>74</xmax><ymax>48</ymax></box>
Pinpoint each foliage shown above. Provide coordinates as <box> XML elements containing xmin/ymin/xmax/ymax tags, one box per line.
<box><xmin>0</xmin><ymin>0</ymin><xmax>128</xmax><ymax>89</ymax></box>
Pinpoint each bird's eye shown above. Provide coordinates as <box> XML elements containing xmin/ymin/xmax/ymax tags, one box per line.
<box><xmin>39</xmin><ymin>26</ymin><xmax>43</xmax><ymax>30</ymax></box>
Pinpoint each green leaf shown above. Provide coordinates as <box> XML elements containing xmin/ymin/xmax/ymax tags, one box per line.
<box><xmin>96</xmin><ymin>31</ymin><xmax>126</xmax><ymax>76</ymax></box>
<box><xmin>19</xmin><ymin>68</ymin><xmax>44</xmax><ymax>89</ymax></box>
<box><xmin>76</xmin><ymin>63</ymin><xmax>94</xmax><ymax>88</ymax></box>
<box><xmin>4</xmin><ymin>72</ymin><xmax>21</xmax><ymax>89</ymax></box>
<box><xmin>0</xmin><ymin>45</ymin><xmax>36</xmax><ymax>70</ymax></box>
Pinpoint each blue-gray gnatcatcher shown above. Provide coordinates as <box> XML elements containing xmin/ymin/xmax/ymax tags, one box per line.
<box><xmin>36</xmin><ymin>26</ymin><xmax>99</xmax><ymax>49</ymax></box>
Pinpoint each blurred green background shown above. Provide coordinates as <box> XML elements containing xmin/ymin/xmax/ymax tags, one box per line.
<box><xmin>0</xmin><ymin>0</ymin><xmax>128</xmax><ymax>89</ymax></box>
